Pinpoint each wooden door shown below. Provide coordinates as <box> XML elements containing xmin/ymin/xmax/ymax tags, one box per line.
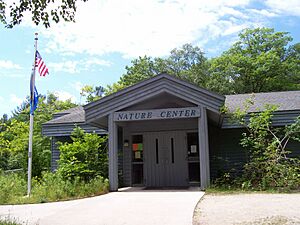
<box><xmin>144</xmin><ymin>131</ymin><xmax>188</xmax><ymax>187</ymax></box>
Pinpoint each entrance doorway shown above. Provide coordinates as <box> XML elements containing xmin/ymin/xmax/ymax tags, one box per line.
<box><xmin>143</xmin><ymin>131</ymin><xmax>188</xmax><ymax>187</ymax></box>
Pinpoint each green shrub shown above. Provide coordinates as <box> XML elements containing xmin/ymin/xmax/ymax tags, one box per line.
<box><xmin>58</xmin><ymin>127</ymin><xmax>108</xmax><ymax>182</ymax></box>
<box><xmin>228</xmin><ymin>104</ymin><xmax>300</xmax><ymax>191</ymax></box>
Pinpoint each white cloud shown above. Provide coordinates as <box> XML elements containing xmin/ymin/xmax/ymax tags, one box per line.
<box><xmin>48</xmin><ymin>58</ymin><xmax>111</xmax><ymax>74</ymax></box>
<box><xmin>85</xmin><ymin>58</ymin><xmax>112</xmax><ymax>68</ymax></box>
<box><xmin>10</xmin><ymin>94</ymin><xmax>24</xmax><ymax>105</ymax></box>
<box><xmin>247</xmin><ymin>9</ymin><xmax>278</xmax><ymax>18</ymax></box>
<box><xmin>18</xmin><ymin>0</ymin><xmax>298</xmax><ymax>59</ymax></box>
<box><xmin>0</xmin><ymin>60</ymin><xmax>22</xmax><ymax>70</ymax></box>
<box><xmin>0</xmin><ymin>72</ymin><xmax>26</xmax><ymax>78</ymax></box>
<box><xmin>36</xmin><ymin>0</ymin><xmax>260</xmax><ymax>58</ymax></box>
<box><xmin>48</xmin><ymin>61</ymin><xmax>79</xmax><ymax>74</ymax></box>
<box><xmin>265</xmin><ymin>0</ymin><xmax>300</xmax><ymax>16</ymax></box>
<box><xmin>54</xmin><ymin>90</ymin><xmax>77</xmax><ymax>102</ymax></box>
<box><xmin>71</xmin><ymin>81</ymin><xmax>84</xmax><ymax>92</ymax></box>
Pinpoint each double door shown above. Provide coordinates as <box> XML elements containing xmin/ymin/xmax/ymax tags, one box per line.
<box><xmin>144</xmin><ymin>131</ymin><xmax>188</xmax><ymax>187</ymax></box>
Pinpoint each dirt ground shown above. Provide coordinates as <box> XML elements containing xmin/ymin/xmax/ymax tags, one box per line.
<box><xmin>193</xmin><ymin>193</ymin><xmax>300</xmax><ymax>225</ymax></box>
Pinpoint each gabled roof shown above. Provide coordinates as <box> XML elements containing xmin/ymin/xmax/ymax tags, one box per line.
<box><xmin>52</xmin><ymin>106</ymin><xmax>84</xmax><ymax>119</ymax></box>
<box><xmin>225</xmin><ymin>91</ymin><xmax>300</xmax><ymax>112</ymax></box>
<box><xmin>43</xmin><ymin>75</ymin><xmax>300</xmax><ymax>130</ymax></box>
<box><xmin>84</xmin><ymin>73</ymin><xmax>225</xmax><ymax>125</ymax></box>
<box><xmin>42</xmin><ymin>106</ymin><xmax>106</xmax><ymax>136</ymax></box>
<box><xmin>44</xmin><ymin>106</ymin><xmax>85</xmax><ymax>124</ymax></box>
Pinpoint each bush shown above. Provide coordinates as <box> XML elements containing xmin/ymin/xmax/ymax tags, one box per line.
<box><xmin>227</xmin><ymin>104</ymin><xmax>300</xmax><ymax>191</ymax></box>
<box><xmin>58</xmin><ymin>127</ymin><xmax>108</xmax><ymax>182</ymax></box>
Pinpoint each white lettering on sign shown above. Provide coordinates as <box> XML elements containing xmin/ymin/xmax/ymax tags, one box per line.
<box><xmin>113</xmin><ymin>107</ymin><xmax>200</xmax><ymax>121</ymax></box>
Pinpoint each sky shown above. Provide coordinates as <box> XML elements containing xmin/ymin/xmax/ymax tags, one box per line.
<box><xmin>0</xmin><ymin>0</ymin><xmax>300</xmax><ymax>117</ymax></box>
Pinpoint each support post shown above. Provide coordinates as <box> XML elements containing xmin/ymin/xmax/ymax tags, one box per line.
<box><xmin>27</xmin><ymin>33</ymin><xmax>38</xmax><ymax>196</ymax></box>
<box><xmin>108</xmin><ymin>113</ymin><xmax>118</xmax><ymax>191</ymax></box>
<box><xmin>198</xmin><ymin>106</ymin><xmax>210</xmax><ymax>190</ymax></box>
<box><xmin>27</xmin><ymin>114</ymin><xmax>34</xmax><ymax>196</ymax></box>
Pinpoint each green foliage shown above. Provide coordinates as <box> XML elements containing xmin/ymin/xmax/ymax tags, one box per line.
<box><xmin>30</xmin><ymin>172</ymin><xmax>108</xmax><ymax>203</ymax></box>
<box><xmin>209</xmin><ymin>27</ymin><xmax>299</xmax><ymax>93</ymax></box>
<box><xmin>105</xmin><ymin>44</ymin><xmax>209</xmax><ymax>94</ymax></box>
<box><xmin>207</xmin><ymin>56</ymin><xmax>235</xmax><ymax>94</ymax></box>
<box><xmin>0</xmin><ymin>92</ymin><xmax>77</xmax><ymax>177</ymax></box>
<box><xmin>232</xmin><ymin>105</ymin><xmax>300</xmax><ymax>190</ymax></box>
<box><xmin>80</xmin><ymin>85</ymin><xmax>104</xmax><ymax>103</ymax></box>
<box><xmin>58</xmin><ymin>127</ymin><xmax>108</xmax><ymax>181</ymax></box>
<box><xmin>0</xmin><ymin>120</ymin><xmax>29</xmax><ymax>171</ymax></box>
<box><xmin>0</xmin><ymin>0</ymin><xmax>89</xmax><ymax>28</ymax></box>
<box><xmin>0</xmin><ymin>171</ymin><xmax>26</xmax><ymax>204</ymax></box>
<box><xmin>107</xmin><ymin>28</ymin><xmax>300</xmax><ymax>96</ymax></box>
<box><xmin>0</xmin><ymin>171</ymin><xmax>108</xmax><ymax>204</ymax></box>
<box><xmin>215</xmin><ymin>100</ymin><xmax>300</xmax><ymax>191</ymax></box>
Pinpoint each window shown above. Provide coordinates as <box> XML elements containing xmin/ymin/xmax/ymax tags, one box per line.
<box><xmin>187</xmin><ymin>132</ymin><xmax>200</xmax><ymax>183</ymax></box>
<box><xmin>132</xmin><ymin>135</ymin><xmax>143</xmax><ymax>185</ymax></box>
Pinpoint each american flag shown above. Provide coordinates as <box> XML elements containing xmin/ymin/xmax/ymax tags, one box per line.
<box><xmin>35</xmin><ymin>50</ymin><xmax>49</xmax><ymax>76</ymax></box>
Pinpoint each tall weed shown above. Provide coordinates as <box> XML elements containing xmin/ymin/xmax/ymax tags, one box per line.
<box><xmin>0</xmin><ymin>171</ymin><xmax>109</xmax><ymax>204</ymax></box>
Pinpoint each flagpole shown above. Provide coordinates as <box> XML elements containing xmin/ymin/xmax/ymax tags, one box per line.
<box><xmin>27</xmin><ymin>33</ymin><xmax>38</xmax><ymax>196</ymax></box>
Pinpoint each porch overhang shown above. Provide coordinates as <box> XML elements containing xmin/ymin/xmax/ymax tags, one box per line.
<box><xmin>84</xmin><ymin>73</ymin><xmax>225</xmax><ymax>127</ymax></box>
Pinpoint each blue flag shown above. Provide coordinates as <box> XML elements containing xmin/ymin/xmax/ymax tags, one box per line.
<box><xmin>30</xmin><ymin>72</ymin><xmax>39</xmax><ymax>115</ymax></box>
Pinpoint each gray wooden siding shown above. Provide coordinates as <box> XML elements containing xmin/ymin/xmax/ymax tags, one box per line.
<box><xmin>222</xmin><ymin>110</ymin><xmax>300</xmax><ymax>129</ymax></box>
<box><xmin>124</xmin><ymin>92</ymin><xmax>196</xmax><ymax>110</ymax></box>
<box><xmin>43</xmin><ymin>122</ymin><xmax>107</xmax><ymax>137</ymax></box>
<box><xmin>209</xmin><ymin>127</ymin><xmax>248</xmax><ymax>179</ymax></box>
<box><xmin>287</xmin><ymin>140</ymin><xmax>300</xmax><ymax>158</ymax></box>
<box><xmin>209</xmin><ymin>126</ymin><xmax>300</xmax><ymax>180</ymax></box>
<box><xmin>51</xmin><ymin>136</ymin><xmax>72</xmax><ymax>171</ymax></box>
<box><xmin>125</xmin><ymin>118</ymin><xmax>198</xmax><ymax>133</ymax></box>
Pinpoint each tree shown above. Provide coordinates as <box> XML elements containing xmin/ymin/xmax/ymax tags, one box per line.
<box><xmin>0</xmin><ymin>92</ymin><xmax>77</xmax><ymax>177</ymax></box>
<box><xmin>58</xmin><ymin>127</ymin><xmax>108</xmax><ymax>181</ymax></box>
<box><xmin>0</xmin><ymin>119</ymin><xmax>29</xmax><ymax>171</ymax></box>
<box><xmin>285</xmin><ymin>43</ymin><xmax>300</xmax><ymax>90</ymax></box>
<box><xmin>106</xmin><ymin>44</ymin><xmax>209</xmax><ymax>94</ymax></box>
<box><xmin>161</xmin><ymin>44</ymin><xmax>208</xmax><ymax>86</ymax></box>
<box><xmin>210</xmin><ymin>27</ymin><xmax>299</xmax><ymax>93</ymax></box>
<box><xmin>0</xmin><ymin>0</ymin><xmax>88</xmax><ymax>28</ymax></box>
<box><xmin>80</xmin><ymin>85</ymin><xmax>104</xmax><ymax>104</ymax></box>
<box><xmin>206</xmin><ymin>57</ymin><xmax>235</xmax><ymax>95</ymax></box>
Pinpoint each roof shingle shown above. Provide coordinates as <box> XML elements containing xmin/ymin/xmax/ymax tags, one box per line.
<box><xmin>44</xmin><ymin>91</ymin><xmax>300</xmax><ymax>125</ymax></box>
<box><xmin>225</xmin><ymin>91</ymin><xmax>300</xmax><ymax>113</ymax></box>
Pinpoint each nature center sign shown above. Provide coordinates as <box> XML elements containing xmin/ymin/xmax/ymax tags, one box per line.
<box><xmin>113</xmin><ymin>107</ymin><xmax>201</xmax><ymax>121</ymax></box>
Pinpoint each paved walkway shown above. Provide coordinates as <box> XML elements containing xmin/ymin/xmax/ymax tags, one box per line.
<box><xmin>193</xmin><ymin>193</ymin><xmax>300</xmax><ymax>225</ymax></box>
<box><xmin>0</xmin><ymin>187</ymin><xmax>204</xmax><ymax>225</ymax></box>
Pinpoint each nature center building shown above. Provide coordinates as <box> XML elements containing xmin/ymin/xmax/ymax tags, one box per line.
<box><xmin>42</xmin><ymin>74</ymin><xmax>300</xmax><ymax>191</ymax></box>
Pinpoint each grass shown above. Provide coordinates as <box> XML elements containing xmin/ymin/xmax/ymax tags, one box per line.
<box><xmin>205</xmin><ymin>186</ymin><xmax>266</xmax><ymax>195</ymax></box>
<box><xmin>206</xmin><ymin>185</ymin><xmax>300</xmax><ymax>195</ymax></box>
<box><xmin>0</xmin><ymin>172</ymin><xmax>109</xmax><ymax>205</ymax></box>
<box><xmin>0</xmin><ymin>217</ymin><xmax>22</xmax><ymax>225</ymax></box>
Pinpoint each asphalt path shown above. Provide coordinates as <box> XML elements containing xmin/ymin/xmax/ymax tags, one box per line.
<box><xmin>0</xmin><ymin>187</ymin><xmax>204</xmax><ymax>225</ymax></box>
